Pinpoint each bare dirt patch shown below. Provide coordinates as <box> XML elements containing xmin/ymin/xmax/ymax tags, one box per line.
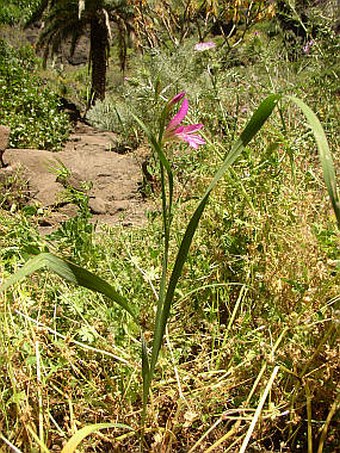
<box><xmin>1</xmin><ymin>123</ymin><xmax>151</xmax><ymax>231</ymax></box>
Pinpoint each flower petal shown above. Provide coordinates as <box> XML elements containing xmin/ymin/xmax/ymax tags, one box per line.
<box><xmin>174</xmin><ymin>126</ymin><xmax>206</xmax><ymax>148</ymax></box>
<box><xmin>182</xmin><ymin>134</ymin><xmax>206</xmax><ymax>149</ymax></box>
<box><xmin>166</xmin><ymin>98</ymin><xmax>189</xmax><ymax>131</ymax></box>
<box><xmin>168</xmin><ymin>91</ymin><xmax>186</xmax><ymax>106</ymax></box>
<box><xmin>175</xmin><ymin>123</ymin><xmax>204</xmax><ymax>134</ymax></box>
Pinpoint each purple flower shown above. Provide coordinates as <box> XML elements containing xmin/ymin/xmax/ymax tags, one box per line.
<box><xmin>194</xmin><ymin>41</ymin><xmax>216</xmax><ymax>52</ymax></box>
<box><xmin>164</xmin><ymin>93</ymin><xmax>205</xmax><ymax>149</ymax></box>
<box><xmin>303</xmin><ymin>39</ymin><xmax>315</xmax><ymax>54</ymax></box>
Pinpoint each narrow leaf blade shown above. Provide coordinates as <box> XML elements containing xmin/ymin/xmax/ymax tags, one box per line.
<box><xmin>141</xmin><ymin>333</ymin><xmax>150</xmax><ymax>418</ymax></box>
<box><xmin>61</xmin><ymin>423</ymin><xmax>132</xmax><ymax>453</ymax></box>
<box><xmin>1</xmin><ymin>253</ymin><xmax>137</xmax><ymax>321</ymax></box>
<box><xmin>287</xmin><ymin>95</ymin><xmax>340</xmax><ymax>228</ymax></box>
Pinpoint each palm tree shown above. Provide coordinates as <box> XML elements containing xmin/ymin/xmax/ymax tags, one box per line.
<box><xmin>29</xmin><ymin>0</ymin><xmax>134</xmax><ymax>104</ymax></box>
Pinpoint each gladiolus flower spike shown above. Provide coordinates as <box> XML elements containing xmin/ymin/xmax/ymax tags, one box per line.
<box><xmin>164</xmin><ymin>93</ymin><xmax>205</xmax><ymax>149</ymax></box>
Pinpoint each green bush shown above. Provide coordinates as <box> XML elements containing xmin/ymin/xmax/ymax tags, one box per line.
<box><xmin>0</xmin><ymin>0</ymin><xmax>40</xmax><ymax>25</ymax></box>
<box><xmin>0</xmin><ymin>39</ymin><xmax>70</xmax><ymax>150</ymax></box>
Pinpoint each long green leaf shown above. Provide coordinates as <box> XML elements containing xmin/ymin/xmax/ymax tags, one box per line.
<box><xmin>61</xmin><ymin>422</ymin><xmax>132</xmax><ymax>453</ymax></box>
<box><xmin>0</xmin><ymin>253</ymin><xmax>138</xmax><ymax>322</ymax></box>
<box><xmin>141</xmin><ymin>333</ymin><xmax>150</xmax><ymax>422</ymax></box>
<box><xmin>149</xmin><ymin>94</ymin><xmax>281</xmax><ymax>377</ymax></box>
<box><xmin>132</xmin><ymin>113</ymin><xmax>173</xmax><ymax>178</ymax></box>
<box><xmin>287</xmin><ymin>95</ymin><xmax>340</xmax><ymax>228</ymax></box>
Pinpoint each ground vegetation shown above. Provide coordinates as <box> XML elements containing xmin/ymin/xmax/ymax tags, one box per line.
<box><xmin>0</xmin><ymin>1</ymin><xmax>339</xmax><ymax>451</ymax></box>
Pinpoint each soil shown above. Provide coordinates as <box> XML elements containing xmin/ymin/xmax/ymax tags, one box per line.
<box><xmin>1</xmin><ymin>122</ymin><xmax>151</xmax><ymax>232</ymax></box>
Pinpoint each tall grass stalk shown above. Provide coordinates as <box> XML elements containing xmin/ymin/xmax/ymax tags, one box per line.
<box><xmin>204</xmin><ymin>328</ymin><xmax>288</xmax><ymax>452</ymax></box>
<box><xmin>317</xmin><ymin>393</ymin><xmax>340</xmax><ymax>453</ymax></box>
<box><xmin>239</xmin><ymin>366</ymin><xmax>280</xmax><ymax>453</ymax></box>
<box><xmin>35</xmin><ymin>341</ymin><xmax>44</xmax><ymax>450</ymax></box>
<box><xmin>1</xmin><ymin>93</ymin><xmax>338</xmax><ymax>450</ymax></box>
<box><xmin>0</xmin><ymin>434</ymin><xmax>23</xmax><ymax>453</ymax></box>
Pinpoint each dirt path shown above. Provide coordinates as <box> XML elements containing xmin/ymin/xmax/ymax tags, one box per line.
<box><xmin>2</xmin><ymin>123</ymin><xmax>151</xmax><ymax>231</ymax></box>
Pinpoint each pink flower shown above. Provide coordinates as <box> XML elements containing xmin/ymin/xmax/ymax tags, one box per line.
<box><xmin>194</xmin><ymin>41</ymin><xmax>216</xmax><ymax>52</ymax></box>
<box><xmin>164</xmin><ymin>93</ymin><xmax>205</xmax><ymax>149</ymax></box>
<box><xmin>168</xmin><ymin>91</ymin><xmax>186</xmax><ymax>106</ymax></box>
<box><xmin>303</xmin><ymin>39</ymin><xmax>315</xmax><ymax>54</ymax></box>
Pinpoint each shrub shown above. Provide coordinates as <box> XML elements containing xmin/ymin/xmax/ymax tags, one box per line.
<box><xmin>0</xmin><ymin>0</ymin><xmax>41</xmax><ymax>25</ymax></box>
<box><xmin>0</xmin><ymin>39</ymin><xmax>70</xmax><ymax>150</ymax></box>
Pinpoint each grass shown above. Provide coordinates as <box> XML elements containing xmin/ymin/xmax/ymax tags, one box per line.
<box><xmin>0</xmin><ymin>197</ymin><xmax>338</xmax><ymax>451</ymax></box>
<box><xmin>0</xmin><ymin>23</ymin><xmax>339</xmax><ymax>452</ymax></box>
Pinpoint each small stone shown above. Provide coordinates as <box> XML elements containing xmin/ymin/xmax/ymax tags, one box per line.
<box><xmin>0</xmin><ymin>125</ymin><xmax>10</xmax><ymax>150</ymax></box>
<box><xmin>89</xmin><ymin>197</ymin><xmax>107</xmax><ymax>214</ymax></box>
<box><xmin>0</xmin><ymin>166</ymin><xmax>15</xmax><ymax>183</ymax></box>
<box><xmin>59</xmin><ymin>203</ymin><xmax>79</xmax><ymax>217</ymax></box>
<box><xmin>56</xmin><ymin>171</ymin><xmax>85</xmax><ymax>191</ymax></box>
<box><xmin>0</xmin><ymin>125</ymin><xmax>10</xmax><ymax>168</ymax></box>
<box><xmin>110</xmin><ymin>200</ymin><xmax>129</xmax><ymax>214</ymax></box>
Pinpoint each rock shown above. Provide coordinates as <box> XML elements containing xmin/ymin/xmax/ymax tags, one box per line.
<box><xmin>110</xmin><ymin>200</ymin><xmax>129</xmax><ymax>214</ymax></box>
<box><xmin>0</xmin><ymin>125</ymin><xmax>10</xmax><ymax>168</ymax></box>
<box><xmin>3</xmin><ymin>124</ymin><xmax>149</xmax><ymax>227</ymax></box>
<box><xmin>0</xmin><ymin>125</ymin><xmax>10</xmax><ymax>150</ymax></box>
<box><xmin>59</xmin><ymin>204</ymin><xmax>79</xmax><ymax>217</ymax></box>
<box><xmin>56</xmin><ymin>171</ymin><xmax>86</xmax><ymax>191</ymax></box>
<box><xmin>89</xmin><ymin>197</ymin><xmax>107</xmax><ymax>214</ymax></box>
<box><xmin>0</xmin><ymin>165</ymin><xmax>15</xmax><ymax>183</ymax></box>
